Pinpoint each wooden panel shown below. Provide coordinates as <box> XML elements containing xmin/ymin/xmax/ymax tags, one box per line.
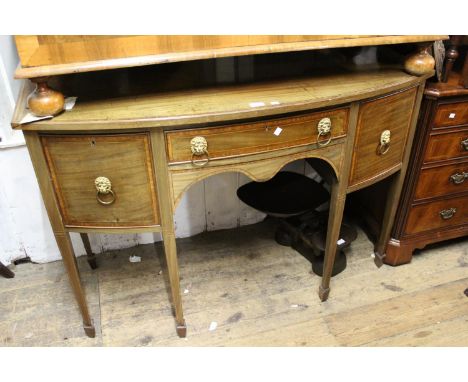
<box><xmin>14</xmin><ymin>35</ymin><xmax>447</xmax><ymax>78</ymax></box>
<box><xmin>414</xmin><ymin>162</ymin><xmax>468</xmax><ymax>200</ymax></box>
<box><xmin>424</xmin><ymin>128</ymin><xmax>468</xmax><ymax>163</ymax></box>
<box><xmin>405</xmin><ymin>195</ymin><xmax>468</xmax><ymax>235</ymax></box>
<box><xmin>13</xmin><ymin>69</ymin><xmax>432</xmax><ymax>131</ymax></box>
<box><xmin>433</xmin><ymin>101</ymin><xmax>468</xmax><ymax>128</ymax></box>
<box><xmin>349</xmin><ymin>87</ymin><xmax>418</xmax><ymax>187</ymax></box>
<box><xmin>166</xmin><ymin>109</ymin><xmax>348</xmax><ymax>163</ymax></box>
<box><xmin>41</xmin><ymin>133</ymin><xmax>159</xmax><ymax>227</ymax></box>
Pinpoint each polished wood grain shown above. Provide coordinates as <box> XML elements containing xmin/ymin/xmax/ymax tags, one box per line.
<box><xmin>414</xmin><ymin>162</ymin><xmax>468</xmax><ymax>200</ymax></box>
<box><xmin>12</xmin><ymin>69</ymin><xmax>432</xmax><ymax>131</ymax></box>
<box><xmin>166</xmin><ymin>108</ymin><xmax>348</xmax><ymax>164</ymax></box>
<box><xmin>423</xmin><ymin>128</ymin><xmax>468</xmax><ymax>163</ymax></box>
<box><xmin>405</xmin><ymin>195</ymin><xmax>467</xmax><ymax>235</ymax></box>
<box><xmin>41</xmin><ymin>133</ymin><xmax>160</xmax><ymax>228</ymax></box>
<box><xmin>433</xmin><ymin>101</ymin><xmax>468</xmax><ymax>128</ymax></box>
<box><xmin>14</xmin><ymin>35</ymin><xmax>447</xmax><ymax>79</ymax></box>
<box><xmin>349</xmin><ymin>87</ymin><xmax>418</xmax><ymax>188</ymax></box>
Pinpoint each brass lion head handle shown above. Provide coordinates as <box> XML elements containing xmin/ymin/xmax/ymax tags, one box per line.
<box><xmin>94</xmin><ymin>176</ymin><xmax>116</xmax><ymax>205</ymax></box>
<box><xmin>317</xmin><ymin>117</ymin><xmax>332</xmax><ymax>147</ymax></box>
<box><xmin>190</xmin><ymin>136</ymin><xmax>210</xmax><ymax>167</ymax></box>
<box><xmin>377</xmin><ymin>130</ymin><xmax>391</xmax><ymax>155</ymax></box>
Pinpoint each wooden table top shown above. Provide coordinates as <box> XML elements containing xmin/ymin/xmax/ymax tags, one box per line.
<box><xmin>13</xmin><ymin>67</ymin><xmax>433</xmax><ymax>131</ymax></box>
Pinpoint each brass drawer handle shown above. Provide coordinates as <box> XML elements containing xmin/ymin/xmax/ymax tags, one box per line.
<box><xmin>190</xmin><ymin>136</ymin><xmax>210</xmax><ymax>167</ymax></box>
<box><xmin>449</xmin><ymin>172</ymin><xmax>468</xmax><ymax>185</ymax></box>
<box><xmin>95</xmin><ymin>176</ymin><xmax>116</xmax><ymax>205</ymax></box>
<box><xmin>461</xmin><ymin>138</ymin><xmax>468</xmax><ymax>151</ymax></box>
<box><xmin>377</xmin><ymin>130</ymin><xmax>391</xmax><ymax>155</ymax></box>
<box><xmin>440</xmin><ymin>207</ymin><xmax>456</xmax><ymax>220</ymax></box>
<box><xmin>317</xmin><ymin>117</ymin><xmax>332</xmax><ymax>147</ymax></box>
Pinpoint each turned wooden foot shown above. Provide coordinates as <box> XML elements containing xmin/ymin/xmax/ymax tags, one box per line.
<box><xmin>404</xmin><ymin>44</ymin><xmax>436</xmax><ymax>76</ymax></box>
<box><xmin>318</xmin><ymin>285</ymin><xmax>330</xmax><ymax>302</ymax></box>
<box><xmin>83</xmin><ymin>321</ymin><xmax>96</xmax><ymax>338</ymax></box>
<box><xmin>176</xmin><ymin>322</ymin><xmax>187</xmax><ymax>338</ymax></box>
<box><xmin>27</xmin><ymin>77</ymin><xmax>65</xmax><ymax>117</ymax></box>
<box><xmin>0</xmin><ymin>261</ymin><xmax>15</xmax><ymax>278</ymax></box>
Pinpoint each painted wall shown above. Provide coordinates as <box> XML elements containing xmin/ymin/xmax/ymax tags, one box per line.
<box><xmin>0</xmin><ymin>36</ymin><xmax>320</xmax><ymax>266</ymax></box>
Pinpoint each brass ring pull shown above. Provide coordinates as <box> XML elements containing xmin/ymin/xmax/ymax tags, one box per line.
<box><xmin>317</xmin><ymin>132</ymin><xmax>332</xmax><ymax>147</ymax></box>
<box><xmin>191</xmin><ymin>151</ymin><xmax>210</xmax><ymax>167</ymax></box>
<box><xmin>190</xmin><ymin>136</ymin><xmax>210</xmax><ymax>167</ymax></box>
<box><xmin>440</xmin><ymin>207</ymin><xmax>456</xmax><ymax>220</ymax></box>
<box><xmin>377</xmin><ymin>130</ymin><xmax>391</xmax><ymax>155</ymax></box>
<box><xmin>317</xmin><ymin>117</ymin><xmax>332</xmax><ymax>147</ymax></box>
<box><xmin>95</xmin><ymin>176</ymin><xmax>116</xmax><ymax>205</ymax></box>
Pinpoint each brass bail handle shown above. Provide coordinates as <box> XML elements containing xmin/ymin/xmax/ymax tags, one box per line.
<box><xmin>317</xmin><ymin>117</ymin><xmax>332</xmax><ymax>147</ymax></box>
<box><xmin>461</xmin><ymin>138</ymin><xmax>468</xmax><ymax>151</ymax></box>
<box><xmin>95</xmin><ymin>176</ymin><xmax>116</xmax><ymax>205</ymax></box>
<box><xmin>440</xmin><ymin>207</ymin><xmax>456</xmax><ymax>220</ymax></box>
<box><xmin>377</xmin><ymin>130</ymin><xmax>391</xmax><ymax>155</ymax></box>
<box><xmin>190</xmin><ymin>136</ymin><xmax>210</xmax><ymax>167</ymax></box>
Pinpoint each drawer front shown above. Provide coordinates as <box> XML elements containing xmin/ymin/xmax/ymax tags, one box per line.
<box><xmin>433</xmin><ymin>101</ymin><xmax>468</xmax><ymax>128</ymax></box>
<box><xmin>424</xmin><ymin>129</ymin><xmax>468</xmax><ymax>163</ymax></box>
<box><xmin>405</xmin><ymin>195</ymin><xmax>468</xmax><ymax>235</ymax></box>
<box><xmin>414</xmin><ymin>162</ymin><xmax>468</xmax><ymax>200</ymax></box>
<box><xmin>41</xmin><ymin>133</ymin><xmax>160</xmax><ymax>227</ymax></box>
<box><xmin>349</xmin><ymin>87</ymin><xmax>417</xmax><ymax>187</ymax></box>
<box><xmin>165</xmin><ymin>108</ymin><xmax>348</xmax><ymax>164</ymax></box>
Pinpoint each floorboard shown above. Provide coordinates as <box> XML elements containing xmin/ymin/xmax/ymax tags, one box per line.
<box><xmin>1</xmin><ymin>220</ymin><xmax>467</xmax><ymax>346</ymax></box>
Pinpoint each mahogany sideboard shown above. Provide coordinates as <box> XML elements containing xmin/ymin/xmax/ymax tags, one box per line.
<box><xmin>11</xmin><ymin>35</ymin><xmax>445</xmax><ymax>338</ymax></box>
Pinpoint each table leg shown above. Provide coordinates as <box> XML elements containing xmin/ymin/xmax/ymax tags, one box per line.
<box><xmin>0</xmin><ymin>261</ymin><xmax>15</xmax><ymax>278</ymax></box>
<box><xmin>319</xmin><ymin>178</ymin><xmax>347</xmax><ymax>301</ymax></box>
<box><xmin>24</xmin><ymin>131</ymin><xmax>95</xmax><ymax>338</ymax></box>
<box><xmin>56</xmin><ymin>232</ymin><xmax>95</xmax><ymax>337</ymax></box>
<box><xmin>80</xmin><ymin>233</ymin><xmax>97</xmax><ymax>269</ymax></box>
<box><xmin>374</xmin><ymin>171</ymin><xmax>405</xmax><ymax>267</ymax></box>
<box><xmin>162</xmin><ymin>230</ymin><xmax>186</xmax><ymax>337</ymax></box>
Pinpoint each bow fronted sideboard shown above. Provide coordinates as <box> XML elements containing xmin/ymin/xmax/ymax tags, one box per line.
<box><xmin>11</xmin><ymin>35</ymin><xmax>446</xmax><ymax>338</ymax></box>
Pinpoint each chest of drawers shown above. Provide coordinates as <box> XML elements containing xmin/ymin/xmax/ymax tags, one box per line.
<box><xmin>385</xmin><ymin>92</ymin><xmax>468</xmax><ymax>265</ymax></box>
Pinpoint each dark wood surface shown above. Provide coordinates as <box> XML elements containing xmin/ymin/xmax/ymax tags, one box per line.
<box><xmin>385</xmin><ymin>90</ymin><xmax>468</xmax><ymax>265</ymax></box>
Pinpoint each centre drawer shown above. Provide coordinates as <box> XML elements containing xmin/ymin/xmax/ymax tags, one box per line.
<box><xmin>165</xmin><ymin>108</ymin><xmax>348</xmax><ymax>164</ymax></box>
<box><xmin>41</xmin><ymin>133</ymin><xmax>160</xmax><ymax>228</ymax></box>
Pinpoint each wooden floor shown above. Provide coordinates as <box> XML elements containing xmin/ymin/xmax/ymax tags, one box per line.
<box><xmin>1</xmin><ymin>220</ymin><xmax>467</xmax><ymax>346</ymax></box>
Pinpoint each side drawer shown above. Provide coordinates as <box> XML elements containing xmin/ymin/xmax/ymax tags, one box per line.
<box><xmin>165</xmin><ymin>108</ymin><xmax>348</xmax><ymax>164</ymax></box>
<box><xmin>41</xmin><ymin>133</ymin><xmax>160</xmax><ymax>227</ymax></box>
<box><xmin>414</xmin><ymin>162</ymin><xmax>468</xmax><ymax>200</ymax></box>
<box><xmin>433</xmin><ymin>101</ymin><xmax>468</xmax><ymax>128</ymax></box>
<box><xmin>349</xmin><ymin>87</ymin><xmax>418</xmax><ymax>188</ymax></box>
<box><xmin>424</xmin><ymin>128</ymin><xmax>468</xmax><ymax>163</ymax></box>
<box><xmin>405</xmin><ymin>195</ymin><xmax>468</xmax><ymax>235</ymax></box>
